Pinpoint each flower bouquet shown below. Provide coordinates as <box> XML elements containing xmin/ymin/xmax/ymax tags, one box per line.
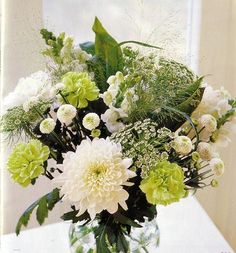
<box><xmin>1</xmin><ymin>17</ymin><xmax>236</xmax><ymax>253</ymax></box>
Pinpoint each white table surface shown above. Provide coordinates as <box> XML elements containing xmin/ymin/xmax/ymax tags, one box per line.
<box><xmin>1</xmin><ymin>197</ymin><xmax>234</xmax><ymax>253</ymax></box>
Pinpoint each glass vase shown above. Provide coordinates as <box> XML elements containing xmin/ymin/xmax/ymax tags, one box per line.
<box><xmin>68</xmin><ymin>219</ymin><xmax>160</xmax><ymax>253</ymax></box>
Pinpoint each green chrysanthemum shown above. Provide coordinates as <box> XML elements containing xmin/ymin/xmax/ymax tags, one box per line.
<box><xmin>61</xmin><ymin>71</ymin><xmax>99</xmax><ymax>108</ymax></box>
<box><xmin>7</xmin><ymin>140</ymin><xmax>50</xmax><ymax>187</ymax></box>
<box><xmin>140</xmin><ymin>160</ymin><xmax>186</xmax><ymax>206</ymax></box>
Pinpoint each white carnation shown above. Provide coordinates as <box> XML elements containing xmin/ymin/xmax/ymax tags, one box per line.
<box><xmin>173</xmin><ymin>136</ymin><xmax>193</xmax><ymax>156</ymax></box>
<box><xmin>210</xmin><ymin>158</ymin><xmax>225</xmax><ymax>176</ymax></box>
<box><xmin>82</xmin><ymin>113</ymin><xmax>100</xmax><ymax>130</ymax></box>
<box><xmin>54</xmin><ymin>138</ymin><xmax>135</xmax><ymax>219</ymax></box>
<box><xmin>57</xmin><ymin>104</ymin><xmax>77</xmax><ymax>125</ymax></box>
<box><xmin>39</xmin><ymin>118</ymin><xmax>56</xmax><ymax>134</ymax></box>
<box><xmin>197</xmin><ymin>142</ymin><xmax>213</xmax><ymax>161</ymax></box>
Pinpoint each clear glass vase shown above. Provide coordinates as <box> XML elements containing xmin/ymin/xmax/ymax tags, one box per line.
<box><xmin>68</xmin><ymin>219</ymin><xmax>160</xmax><ymax>253</ymax></box>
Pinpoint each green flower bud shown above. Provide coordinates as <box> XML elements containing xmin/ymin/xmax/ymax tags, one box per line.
<box><xmin>91</xmin><ymin>129</ymin><xmax>101</xmax><ymax>138</ymax></box>
<box><xmin>211</xmin><ymin>179</ymin><xmax>219</xmax><ymax>187</ymax></box>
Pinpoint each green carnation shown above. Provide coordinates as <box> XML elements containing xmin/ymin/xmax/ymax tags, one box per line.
<box><xmin>61</xmin><ymin>72</ymin><xmax>99</xmax><ymax>108</ymax></box>
<box><xmin>7</xmin><ymin>140</ymin><xmax>50</xmax><ymax>187</ymax></box>
<box><xmin>140</xmin><ymin>161</ymin><xmax>186</xmax><ymax>206</ymax></box>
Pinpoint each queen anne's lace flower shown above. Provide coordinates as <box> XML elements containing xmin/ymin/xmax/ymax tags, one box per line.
<box><xmin>7</xmin><ymin>140</ymin><xmax>50</xmax><ymax>187</ymax></box>
<box><xmin>54</xmin><ymin>138</ymin><xmax>135</xmax><ymax>219</ymax></box>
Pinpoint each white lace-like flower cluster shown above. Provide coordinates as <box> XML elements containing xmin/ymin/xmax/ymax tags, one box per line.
<box><xmin>54</xmin><ymin>138</ymin><xmax>135</xmax><ymax>219</ymax></box>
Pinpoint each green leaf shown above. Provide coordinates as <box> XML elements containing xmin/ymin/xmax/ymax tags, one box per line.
<box><xmin>176</xmin><ymin>77</ymin><xmax>204</xmax><ymax>114</ymax></box>
<box><xmin>79</xmin><ymin>41</ymin><xmax>95</xmax><ymax>55</ymax></box>
<box><xmin>113</xmin><ymin>213</ymin><xmax>142</xmax><ymax>228</ymax></box>
<box><xmin>92</xmin><ymin>17</ymin><xmax>123</xmax><ymax>77</ymax></box>
<box><xmin>119</xmin><ymin>40</ymin><xmax>162</xmax><ymax>50</ymax></box>
<box><xmin>95</xmin><ymin>225</ymin><xmax>111</xmax><ymax>253</ymax></box>
<box><xmin>15</xmin><ymin>188</ymin><xmax>61</xmax><ymax>235</ymax></box>
<box><xmin>117</xmin><ymin>232</ymin><xmax>129</xmax><ymax>253</ymax></box>
<box><xmin>61</xmin><ymin>210</ymin><xmax>90</xmax><ymax>223</ymax></box>
<box><xmin>36</xmin><ymin>197</ymin><xmax>48</xmax><ymax>225</ymax></box>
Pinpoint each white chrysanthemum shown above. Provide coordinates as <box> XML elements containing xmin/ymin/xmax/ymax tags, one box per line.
<box><xmin>55</xmin><ymin>138</ymin><xmax>135</xmax><ymax>219</ymax></box>
<box><xmin>101</xmin><ymin>106</ymin><xmax>127</xmax><ymax>133</ymax></box>
<box><xmin>197</xmin><ymin>142</ymin><xmax>213</xmax><ymax>161</ymax></box>
<box><xmin>57</xmin><ymin>104</ymin><xmax>77</xmax><ymax>125</ymax></box>
<box><xmin>82</xmin><ymin>113</ymin><xmax>100</xmax><ymax>130</ymax></box>
<box><xmin>2</xmin><ymin>71</ymin><xmax>51</xmax><ymax>114</ymax></box>
<box><xmin>173</xmin><ymin>136</ymin><xmax>193</xmax><ymax>156</ymax></box>
<box><xmin>199</xmin><ymin>114</ymin><xmax>217</xmax><ymax>132</ymax></box>
<box><xmin>210</xmin><ymin>158</ymin><xmax>225</xmax><ymax>176</ymax></box>
<box><xmin>40</xmin><ymin>118</ymin><xmax>56</xmax><ymax>134</ymax></box>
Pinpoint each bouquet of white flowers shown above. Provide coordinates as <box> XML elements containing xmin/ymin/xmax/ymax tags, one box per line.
<box><xmin>1</xmin><ymin>17</ymin><xmax>236</xmax><ymax>252</ymax></box>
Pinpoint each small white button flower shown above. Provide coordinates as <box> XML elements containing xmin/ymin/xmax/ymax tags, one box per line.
<box><xmin>210</xmin><ymin>158</ymin><xmax>225</xmax><ymax>176</ymax></box>
<box><xmin>82</xmin><ymin>113</ymin><xmax>100</xmax><ymax>131</ymax></box>
<box><xmin>57</xmin><ymin>104</ymin><xmax>77</xmax><ymax>125</ymax></box>
<box><xmin>39</xmin><ymin>118</ymin><xmax>56</xmax><ymax>134</ymax></box>
<box><xmin>199</xmin><ymin>114</ymin><xmax>217</xmax><ymax>132</ymax></box>
<box><xmin>55</xmin><ymin>82</ymin><xmax>65</xmax><ymax>91</ymax></box>
<box><xmin>173</xmin><ymin>136</ymin><xmax>193</xmax><ymax>156</ymax></box>
<box><xmin>197</xmin><ymin>142</ymin><xmax>213</xmax><ymax>161</ymax></box>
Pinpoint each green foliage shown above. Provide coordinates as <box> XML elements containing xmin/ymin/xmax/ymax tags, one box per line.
<box><xmin>87</xmin><ymin>56</ymin><xmax>108</xmax><ymax>92</ymax></box>
<box><xmin>92</xmin><ymin>17</ymin><xmax>123</xmax><ymax>77</ymax></box>
<box><xmin>79</xmin><ymin>41</ymin><xmax>95</xmax><ymax>55</ymax></box>
<box><xmin>16</xmin><ymin>188</ymin><xmax>61</xmax><ymax>235</ymax></box>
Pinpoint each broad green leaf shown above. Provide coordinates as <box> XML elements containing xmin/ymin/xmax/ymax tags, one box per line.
<box><xmin>79</xmin><ymin>41</ymin><xmax>95</xmax><ymax>55</ymax></box>
<box><xmin>113</xmin><ymin>213</ymin><xmax>142</xmax><ymax>228</ymax></box>
<box><xmin>176</xmin><ymin>77</ymin><xmax>204</xmax><ymax>114</ymax></box>
<box><xmin>36</xmin><ymin>197</ymin><xmax>48</xmax><ymax>225</ymax></box>
<box><xmin>15</xmin><ymin>188</ymin><xmax>61</xmax><ymax>235</ymax></box>
<box><xmin>92</xmin><ymin>17</ymin><xmax>123</xmax><ymax>77</ymax></box>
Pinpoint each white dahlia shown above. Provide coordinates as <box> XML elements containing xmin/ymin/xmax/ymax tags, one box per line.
<box><xmin>55</xmin><ymin>138</ymin><xmax>135</xmax><ymax>219</ymax></box>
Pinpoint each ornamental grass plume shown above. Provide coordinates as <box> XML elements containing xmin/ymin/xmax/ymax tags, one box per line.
<box><xmin>7</xmin><ymin>140</ymin><xmax>50</xmax><ymax>187</ymax></box>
